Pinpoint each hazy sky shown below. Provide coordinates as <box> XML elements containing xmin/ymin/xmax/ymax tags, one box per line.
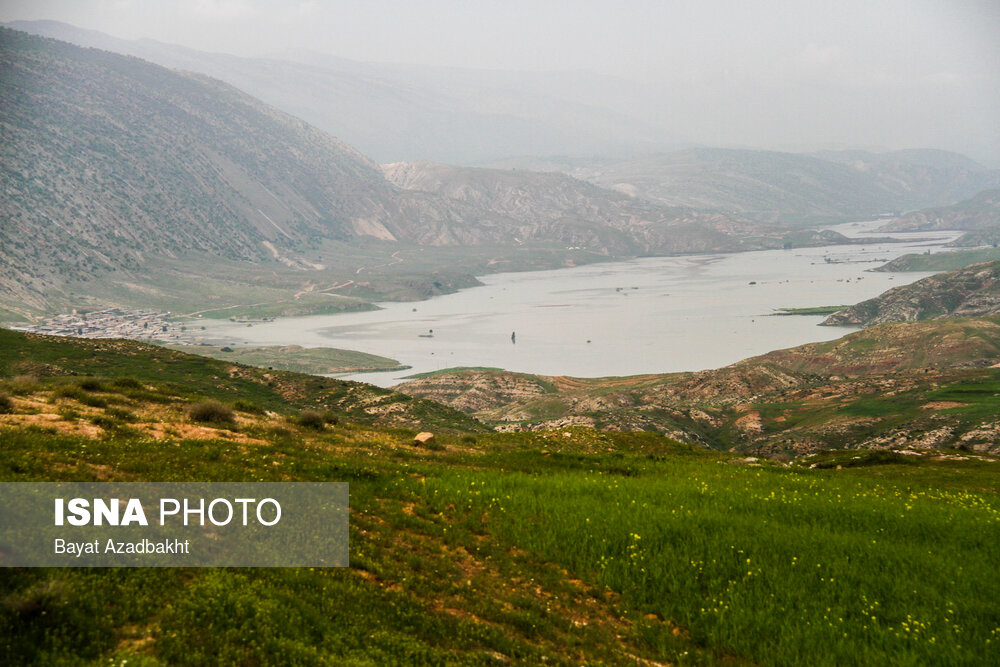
<box><xmin>2</xmin><ymin>0</ymin><xmax>999</xmax><ymax>163</ymax></box>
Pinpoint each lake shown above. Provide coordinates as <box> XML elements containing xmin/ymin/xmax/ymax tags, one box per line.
<box><xmin>204</xmin><ymin>222</ymin><xmax>960</xmax><ymax>386</ymax></box>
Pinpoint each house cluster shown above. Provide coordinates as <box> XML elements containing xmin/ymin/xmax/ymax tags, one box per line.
<box><xmin>11</xmin><ymin>308</ymin><xmax>190</xmax><ymax>342</ymax></box>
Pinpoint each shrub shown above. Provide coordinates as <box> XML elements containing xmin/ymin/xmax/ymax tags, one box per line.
<box><xmin>57</xmin><ymin>407</ymin><xmax>81</xmax><ymax>421</ymax></box>
<box><xmin>52</xmin><ymin>385</ymin><xmax>85</xmax><ymax>401</ymax></box>
<box><xmin>188</xmin><ymin>400</ymin><xmax>235</xmax><ymax>426</ymax></box>
<box><xmin>105</xmin><ymin>407</ymin><xmax>138</xmax><ymax>423</ymax></box>
<box><xmin>78</xmin><ymin>394</ymin><xmax>108</xmax><ymax>408</ymax></box>
<box><xmin>6</xmin><ymin>375</ymin><xmax>39</xmax><ymax>395</ymax></box>
<box><xmin>232</xmin><ymin>400</ymin><xmax>265</xmax><ymax>415</ymax></box>
<box><xmin>322</xmin><ymin>410</ymin><xmax>339</xmax><ymax>426</ymax></box>
<box><xmin>0</xmin><ymin>393</ymin><xmax>12</xmax><ymax>414</ymax></box>
<box><xmin>110</xmin><ymin>377</ymin><xmax>143</xmax><ymax>390</ymax></box>
<box><xmin>76</xmin><ymin>378</ymin><xmax>104</xmax><ymax>392</ymax></box>
<box><xmin>88</xmin><ymin>415</ymin><xmax>120</xmax><ymax>430</ymax></box>
<box><xmin>297</xmin><ymin>410</ymin><xmax>326</xmax><ymax>430</ymax></box>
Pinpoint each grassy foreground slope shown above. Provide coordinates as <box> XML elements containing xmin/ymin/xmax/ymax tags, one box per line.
<box><xmin>0</xmin><ymin>331</ymin><xmax>998</xmax><ymax>665</ymax></box>
<box><xmin>0</xmin><ymin>329</ymin><xmax>479</xmax><ymax>432</ymax></box>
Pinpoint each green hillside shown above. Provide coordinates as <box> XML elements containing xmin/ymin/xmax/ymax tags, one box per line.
<box><xmin>0</xmin><ymin>329</ymin><xmax>479</xmax><ymax>432</ymax></box>
<box><xmin>1</xmin><ymin>330</ymin><xmax>998</xmax><ymax>665</ymax></box>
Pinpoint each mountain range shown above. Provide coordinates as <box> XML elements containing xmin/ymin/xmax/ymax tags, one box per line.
<box><xmin>486</xmin><ymin>149</ymin><xmax>1000</xmax><ymax>225</ymax></box>
<box><xmin>4</xmin><ymin>24</ymin><xmax>1000</xmax><ymax>322</ymax></box>
<box><xmin>0</xmin><ymin>26</ymin><xmax>916</xmax><ymax>319</ymax></box>
<box><xmin>3</xmin><ymin>19</ymin><xmax>672</xmax><ymax>165</ymax></box>
<box><xmin>0</xmin><ymin>28</ymin><xmax>755</xmax><ymax>315</ymax></box>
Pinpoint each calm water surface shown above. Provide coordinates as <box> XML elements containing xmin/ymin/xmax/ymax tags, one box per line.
<box><xmin>205</xmin><ymin>222</ymin><xmax>959</xmax><ymax>386</ymax></box>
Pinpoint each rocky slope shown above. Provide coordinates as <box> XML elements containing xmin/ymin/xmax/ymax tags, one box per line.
<box><xmin>0</xmin><ymin>27</ymin><xmax>410</xmax><ymax>308</ymax></box>
<box><xmin>822</xmin><ymin>261</ymin><xmax>1000</xmax><ymax>326</ymax></box>
<box><xmin>395</xmin><ymin>317</ymin><xmax>1000</xmax><ymax>455</ymax></box>
<box><xmin>382</xmin><ymin>161</ymin><xmax>863</xmax><ymax>255</ymax></box>
<box><xmin>878</xmin><ymin>188</ymin><xmax>1000</xmax><ymax>232</ymax></box>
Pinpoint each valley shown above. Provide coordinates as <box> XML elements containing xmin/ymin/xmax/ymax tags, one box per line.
<box><xmin>1</xmin><ymin>13</ymin><xmax>999</xmax><ymax>667</ymax></box>
<box><xmin>202</xmin><ymin>221</ymin><xmax>956</xmax><ymax>385</ymax></box>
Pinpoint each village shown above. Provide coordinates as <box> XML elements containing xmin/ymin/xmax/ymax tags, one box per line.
<box><xmin>9</xmin><ymin>308</ymin><xmax>200</xmax><ymax>344</ymax></box>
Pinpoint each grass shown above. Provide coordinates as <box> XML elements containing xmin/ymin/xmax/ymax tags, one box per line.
<box><xmin>774</xmin><ymin>305</ymin><xmax>850</xmax><ymax>316</ymax></box>
<box><xmin>166</xmin><ymin>344</ymin><xmax>408</xmax><ymax>375</ymax></box>
<box><xmin>1</xmin><ymin>332</ymin><xmax>998</xmax><ymax>664</ymax></box>
<box><xmin>876</xmin><ymin>248</ymin><xmax>1000</xmax><ymax>272</ymax></box>
<box><xmin>0</xmin><ymin>414</ymin><xmax>996</xmax><ymax>665</ymax></box>
<box><xmin>187</xmin><ymin>400</ymin><xmax>236</xmax><ymax>425</ymax></box>
<box><xmin>400</xmin><ymin>451</ymin><xmax>1000</xmax><ymax>666</ymax></box>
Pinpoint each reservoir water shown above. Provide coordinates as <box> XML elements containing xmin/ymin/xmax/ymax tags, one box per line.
<box><xmin>204</xmin><ymin>221</ymin><xmax>960</xmax><ymax>386</ymax></box>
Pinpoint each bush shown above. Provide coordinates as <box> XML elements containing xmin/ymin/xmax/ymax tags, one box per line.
<box><xmin>105</xmin><ymin>407</ymin><xmax>138</xmax><ymax>423</ymax></box>
<box><xmin>0</xmin><ymin>393</ymin><xmax>12</xmax><ymax>414</ymax></box>
<box><xmin>6</xmin><ymin>375</ymin><xmax>39</xmax><ymax>395</ymax></box>
<box><xmin>188</xmin><ymin>401</ymin><xmax>235</xmax><ymax>426</ymax></box>
<box><xmin>233</xmin><ymin>400</ymin><xmax>265</xmax><ymax>415</ymax></box>
<box><xmin>78</xmin><ymin>394</ymin><xmax>108</xmax><ymax>408</ymax></box>
<box><xmin>110</xmin><ymin>377</ymin><xmax>143</xmax><ymax>390</ymax></box>
<box><xmin>52</xmin><ymin>385</ymin><xmax>85</xmax><ymax>401</ymax></box>
<box><xmin>297</xmin><ymin>410</ymin><xmax>326</xmax><ymax>430</ymax></box>
<box><xmin>88</xmin><ymin>415</ymin><xmax>121</xmax><ymax>430</ymax></box>
<box><xmin>76</xmin><ymin>378</ymin><xmax>104</xmax><ymax>392</ymax></box>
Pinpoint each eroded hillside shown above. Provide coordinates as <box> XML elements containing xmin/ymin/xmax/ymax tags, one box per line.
<box><xmin>396</xmin><ymin>317</ymin><xmax>1000</xmax><ymax>456</ymax></box>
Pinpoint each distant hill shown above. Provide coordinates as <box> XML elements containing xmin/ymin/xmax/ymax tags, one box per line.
<box><xmin>823</xmin><ymin>261</ymin><xmax>1000</xmax><ymax>326</ymax></box>
<box><xmin>382</xmin><ymin>161</ymin><xmax>861</xmax><ymax>255</ymax></box>
<box><xmin>4</xmin><ymin>27</ymin><xmax>889</xmax><ymax>317</ymax></box>
<box><xmin>0</xmin><ymin>29</ymin><xmax>721</xmax><ymax>315</ymax></box>
<box><xmin>879</xmin><ymin>189</ymin><xmax>1000</xmax><ymax>232</ymax></box>
<box><xmin>0</xmin><ymin>328</ymin><xmax>481</xmax><ymax>432</ymax></box>
<box><xmin>395</xmin><ymin>316</ymin><xmax>1000</xmax><ymax>454</ymax></box>
<box><xmin>3</xmin><ymin>20</ymin><xmax>672</xmax><ymax>164</ymax></box>
<box><xmin>876</xmin><ymin>248</ymin><xmax>1000</xmax><ymax>273</ymax></box>
<box><xmin>486</xmin><ymin>148</ymin><xmax>1000</xmax><ymax>226</ymax></box>
<box><xmin>809</xmin><ymin>148</ymin><xmax>988</xmax><ymax>173</ymax></box>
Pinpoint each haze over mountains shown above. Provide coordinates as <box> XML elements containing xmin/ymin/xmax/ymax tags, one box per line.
<box><xmin>3</xmin><ymin>23</ymin><xmax>1000</xmax><ymax>321</ymax></box>
<box><xmin>487</xmin><ymin>149</ymin><xmax>1000</xmax><ymax>226</ymax></box>
<box><xmin>3</xmin><ymin>20</ymin><xmax>671</xmax><ymax>165</ymax></box>
<box><xmin>0</xmin><ymin>28</ymin><xmax>751</xmax><ymax>313</ymax></box>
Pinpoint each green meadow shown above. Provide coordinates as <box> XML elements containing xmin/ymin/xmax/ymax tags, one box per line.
<box><xmin>0</xmin><ymin>333</ymin><xmax>998</xmax><ymax>664</ymax></box>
